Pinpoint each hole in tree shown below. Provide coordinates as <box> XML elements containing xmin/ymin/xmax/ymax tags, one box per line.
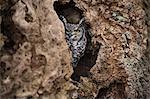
<box><xmin>54</xmin><ymin>0</ymin><xmax>101</xmax><ymax>82</ymax></box>
<box><xmin>71</xmin><ymin>41</ymin><xmax>100</xmax><ymax>81</ymax></box>
<box><xmin>54</xmin><ymin>0</ymin><xmax>83</xmax><ymax>24</ymax></box>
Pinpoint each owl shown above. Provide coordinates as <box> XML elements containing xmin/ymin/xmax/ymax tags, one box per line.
<box><xmin>60</xmin><ymin>15</ymin><xmax>87</xmax><ymax>68</ymax></box>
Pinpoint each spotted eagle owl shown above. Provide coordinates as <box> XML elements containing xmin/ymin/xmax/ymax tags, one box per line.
<box><xmin>60</xmin><ymin>15</ymin><xmax>87</xmax><ymax>67</ymax></box>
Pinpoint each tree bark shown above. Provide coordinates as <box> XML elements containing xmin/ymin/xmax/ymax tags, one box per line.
<box><xmin>0</xmin><ymin>0</ymin><xmax>150</xmax><ymax>99</ymax></box>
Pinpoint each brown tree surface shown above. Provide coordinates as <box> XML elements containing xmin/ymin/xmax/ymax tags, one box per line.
<box><xmin>0</xmin><ymin>0</ymin><xmax>150</xmax><ymax>99</ymax></box>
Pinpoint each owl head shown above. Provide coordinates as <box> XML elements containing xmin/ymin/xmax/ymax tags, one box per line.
<box><xmin>60</xmin><ymin>15</ymin><xmax>84</xmax><ymax>32</ymax></box>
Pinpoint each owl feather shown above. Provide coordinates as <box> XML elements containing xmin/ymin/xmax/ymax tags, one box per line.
<box><xmin>60</xmin><ymin>15</ymin><xmax>87</xmax><ymax>67</ymax></box>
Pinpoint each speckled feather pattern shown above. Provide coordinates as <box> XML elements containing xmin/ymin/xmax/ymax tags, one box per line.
<box><xmin>60</xmin><ymin>15</ymin><xmax>87</xmax><ymax>67</ymax></box>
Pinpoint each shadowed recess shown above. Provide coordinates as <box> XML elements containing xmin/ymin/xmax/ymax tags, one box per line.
<box><xmin>54</xmin><ymin>0</ymin><xmax>101</xmax><ymax>82</ymax></box>
<box><xmin>95</xmin><ymin>81</ymin><xmax>127</xmax><ymax>99</ymax></box>
<box><xmin>1</xmin><ymin>6</ymin><xmax>26</xmax><ymax>55</ymax></box>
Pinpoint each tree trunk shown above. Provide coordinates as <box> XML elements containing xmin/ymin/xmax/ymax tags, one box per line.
<box><xmin>0</xmin><ymin>0</ymin><xmax>150</xmax><ymax>99</ymax></box>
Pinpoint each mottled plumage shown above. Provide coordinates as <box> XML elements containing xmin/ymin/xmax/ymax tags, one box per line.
<box><xmin>60</xmin><ymin>15</ymin><xmax>87</xmax><ymax>67</ymax></box>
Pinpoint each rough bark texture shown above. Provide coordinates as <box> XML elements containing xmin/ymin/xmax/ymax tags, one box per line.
<box><xmin>0</xmin><ymin>0</ymin><xmax>150</xmax><ymax>99</ymax></box>
<box><xmin>0</xmin><ymin>0</ymin><xmax>73</xmax><ymax>98</ymax></box>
